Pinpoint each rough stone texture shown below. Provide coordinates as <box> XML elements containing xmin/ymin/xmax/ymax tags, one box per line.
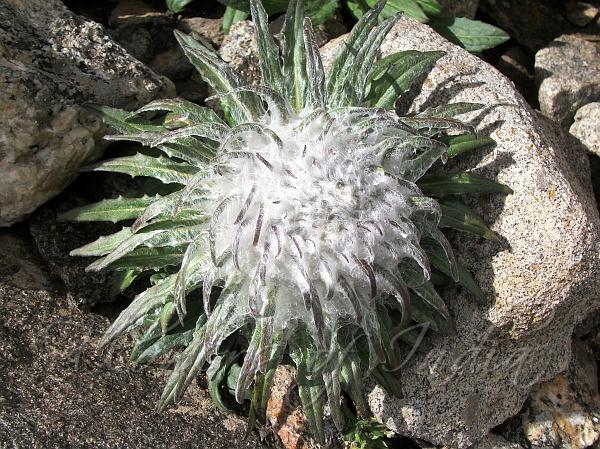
<box><xmin>566</xmin><ymin>2</ymin><xmax>599</xmax><ymax>27</ymax></box>
<box><xmin>570</xmin><ymin>102</ymin><xmax>600</xmax><ymax>157</ymax></box>
<box><xmin>0</xmin><ymin>0</ymin><xmax>173</xmax><ymax>227</ymax></box>
<box><xmin>480</xmin><ymin>0</ymin><xmax>572</xmax><ymax>52</ymax></box>
<box><xmin>321</xmin><ymin>16</ymin><xmax>600</xmax><ymax>448</ymax></box>
<box><xmin>28</xmin><ymin>196</ymin><xmax>121</xmax><ymax>309</ymax></box>
<box><xmin>469</xmin><ymin>434</ymin><xmax>525</xmax><ymax>449</ymax></box>
<box><xmin>219</xmin><ymin>20</ymin><xmax>262</xmax><ymax>86</ymax></box>
<box><xmin>0</xmin><ymin>232</ymin><xmax>54</xmax><ymax>292</ymax></box>
<box><xmin>178</xmin><ymin>17</ymin><xmax>226</xmax><ymax>48</ymax></box>
<box><xmin>267</xmin><ymin>366</ymin><xmax>319</xmax><ymax>449</ymax></box>
<box><xmin>536</xmin><ymin>34</ymin><xmax>600</xmax><ymax>128</ymax></box>
<box><xmin>438</xmin><ymin>0</ymin><xmax>479</xmax><ymax>19</ymax></box>
<box><xmin>110</xmin><ymin>25</ymin><xmax>155</xmax><ymax>62</ymax></box>
<box><xmin>0</xmin><ymin>233</ymin><xmax>273</xmax><ymax>449</ymax></box>
<box><xmin>521</xmin><ymin>339</ymin><xmax>600</xmax><ymax>449</ymax></box>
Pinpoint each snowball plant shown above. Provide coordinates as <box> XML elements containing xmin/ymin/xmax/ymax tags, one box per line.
<box><xmin>63</xmin><ymin>0</ymin><xmax>510</xmax><ymax>441</ymax></box>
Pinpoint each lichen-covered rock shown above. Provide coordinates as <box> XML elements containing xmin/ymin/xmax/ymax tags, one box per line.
<box><xmin>570</xmin><ymin>102</ymin><xmax>600</xmax><ymax>157</ymax></box>
<box><xmin>321</xmin><ymin>16</ymin><xmax>600</xmax><ymax>448</ymax></box>
<box><xmin>536</xmin><ymin>34</ymin><xmax>600</xmax><ymax>127</ymax></box>
<box><xmin>0</xmin><ymin>233</ymin><xmax>272</xmax><ymax>449</ymax></box>
<box><xmin>0</xmin><ymin>0</ymin><xmax>173</xmax><ymax>227</ymax></box>
<box><xmin>521</xmin><ymin>339</ymin><xmax>600</xmax><ymax>449</ymax></box>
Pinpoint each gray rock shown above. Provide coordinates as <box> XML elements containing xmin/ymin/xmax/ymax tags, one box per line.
<box><xmin>480</xmin><ymin>0</ymin><xmax>571</xmax><ymax>52</ymax></box>
<box><xmin>570</xmin><ymin>102</ymin><xmax>600</xmax><ymax>157</ymax></box>
<box><xmin>0</xmin><ymin>236</ymin><xmax>273</xmax><ymax>449</ymax></box>
<box><xmin>178</xmin><ymin>17</ymin><xmax>226</xmax><ymax>48</ymax></box>
<box><xmin>536</xmin><ymin>34</ymin><xmax>600</xmax><ymax>128</ymax></box>
<box><xmin>471</xmin><ymin>434</ymin><xmax>525</xmax><ymax>449</ymax></box>
<box><xmin>521</xmin><ymin>339</ymin><xmax>600</xmax><ymax>449</ymax></box>
<box><xmin>566</xmin><ymin>2</ymin><xmax>599</xmax><ymax>27</ymax></box>
<box><xmin>0</xmin><ymin>232</ymin><xmax>54</xmax><ymax>292</ymax></box>
<box><xmin>110</xmin><ymin>25</ymin><xmax>155</xmax><ymax>62</ymax></box>
<box><xmin>437</xmin><ymin>0</ymin><xmax>479</xmax><ymax>19</ymax></box>
<box><xmin>321</xmin><ymin>16</ymin><xmax>600</xmax><ymax>448</ymax></box>
<box><xmin>219</xmin><ymin>20</ymin><xmax>262</xmax><ymax>86</ymax></box>
<box><xmin>149</xmin><ymin>46</ymin><xmax>195</xmax><ymax>81</ymax></box>
<box><xmin>0</xmin><ymin>0</ymin><xmax>173</xmax><ymax>227</ymax></box>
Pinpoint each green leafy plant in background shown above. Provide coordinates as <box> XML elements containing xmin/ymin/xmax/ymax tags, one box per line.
<box><xmin>347</xmin><ymin>0</ymin><xmax>509</xmax><ymax>52</ymax></box>
<box><xmin>63</xmin><ymin>0</ymin><xmax>510</xmax><ymax>442</ymax></box>
<box><xmin>342</xmin><ymin>414</ymin><xmax>393</xmax><ymax>449</ymax></box>
<box><xmin>167</xmin><ymin>0</ymin><xmax>509</xmax><ymax>52</ymax></box>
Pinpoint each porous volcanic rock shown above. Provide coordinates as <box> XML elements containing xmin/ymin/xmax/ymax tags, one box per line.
<box><xmin>321</xmin><ymin>16</ymin><xmax>600</xmax><ymax>448</ymax></box>
<box><xmin>0</xmin><ymin>0</ymin><xmax>173</xmax><ymax>227</ymax></box>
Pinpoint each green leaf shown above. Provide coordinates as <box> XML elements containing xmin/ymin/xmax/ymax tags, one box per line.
<box><xmin>418</xmin><ymin>172</ymin><xmax>513</xmax><ymax>196</ymax></box>
<box><xmin>133</xmin><ymin>98</ymin><xmax>226</xmax><ymax>127</ymax></box>
<box><xmin>108</xmin><ymin>269</ymin><xmax>140</xmax><ymax>297</ymax></box>
<box><xmin>174</xmin><ymin>30</ymin><xmax>262</xmax><ymax>125</ymax></box>
<box><xmin>303</xmin><ymin>17</ymin><xmax>326</xmax><ymax>108</ymax></box>
<box><xmin>415</xmin><ymin>0</ymin><xmax>442</xmax><ymax>17</ymax></box>
<box><xmin>137</xmin><ymin>329</ymin><xmax>194</xmax><ymax>363</ymax></box>
<box><xmin>429</xmin><ymin>16</ymin><xmax>510</xmax><ymax>52</ymax></box>
<box><xmin>70</xmin><ymin>227</ymin><xmax>133</xmax><ymax>257</ymax></box>
<box><xmin>131</xmin><ymin>318</ymin><xmax>161</xmax><ymax>361</ymax></box>
<box><xmin>366</xmin><ymin>50</ymin><xmax>444</xmax><ymax>109</ymax></box>
<box><xmin>107</xmin><ymin>246</ymin><xmax>186</xmax><ymax>271</ymax></box>
<box><xmin>418</xmin><ymin>102</ymin><xmax>483</xmax><ymax>118</ymax></box>
<box><xmin>58</xmin><ymin>195</ymin><xmax>158</xmax><ymax>223</ymax></box>
<box><xmin>216</xmin><ymin>0</ymin><xmax>339</xmax><ymax>24</ymax></box>
<box><xmin>250</xmin><ymin>0</ymin><xmax>284</xmax><ymax>93</ymax></box>
<box><xmin>223</xmin><ymin>6</ymin><xmax>249</xmax><ymax>33</ymax></box>
<box><xmin>88</xmin><ymin>153</ymin><xmax>198</xmax><ymax>185</ymax></box>
<box><xmin>290</xmin><ymin>331</ymin><xmax>326</xmax><ymax>443</ymax></box>
<box><xmin>409</xmin><ymin>292</ymin><xmax>455</xmax><ymax>335</ymax></box>
<box><xmin>166</xmin><ymin>0</ymin><xmax>195</xmax><ymax>12</ymax></box>
<box><xmin>347</xmin><ymin>0</ymin><xmax>428</xmax><ymax>22</ymax></box>
<box><xmin>101</xmin><ymin>275</ymin><xmax>178</xmax><ymax>346</ymax></box>
<box><xmin>341</xmin><ymin>13</ymin><xmax>400</xmax><ymax>105</ymax></box>
<box><xmin>327</xmin><ymin>0</ymin><xmax>386</xmax><ymax>106</ymax></box>
<box><xmin>305</xmin><ymin>0</ymin><xmax>339</xmax><ymax>24</ymax></box>
<box><xmin>443</xmin><ymin>133</ymin><xmax>496</xmax><ymax>158</ymax></box>
<box><xmin>282</xmin><ymin>0</ymin><xmax>308</xmax><ymax>112</ymax></box>
<box><xmin>400</xmin><ymin>260</ymin><xmax>450</xmax><ymax>320</ymax></box>
<box><xmin>423</xmin><ymin>239</ymin><xmax>485</xmax><ymax>302</ymax></box>
<box><xmin>207</xmin><ymin>353</ymin><xmax>239</xmax><ymax>411</ymax></box>
<box><xmin>88</xmin><ymin>105</ymin><xmax>165</xmax><ymax>134</ymax></box>
<box><xmin>439</xmin><ymin>199</ymin><xmax>498</xmax><ymax>240</ymax></box>
<box><xmin>383</xmin><ymin>0</ymin><xmax>427</xmax><ymax>22</ymax></box>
